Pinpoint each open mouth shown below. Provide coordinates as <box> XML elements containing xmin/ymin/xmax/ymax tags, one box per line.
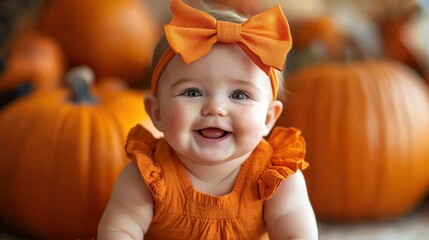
<box><xmin>197</xmin><ymin>127</ymin><xmax>230</xmax><ymax>139</ymax></box>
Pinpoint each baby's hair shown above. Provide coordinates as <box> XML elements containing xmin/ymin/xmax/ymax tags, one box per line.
<box><xmin>151</xmin><ymin>1</ymin><xmax>286</xmax><ymax>100</ymax></box>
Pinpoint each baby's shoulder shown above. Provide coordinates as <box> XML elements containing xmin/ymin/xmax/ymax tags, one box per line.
<box><xmin>256</xmin><ymin>127</ymin><xmax>309</xmax><ymax>200</ymax></box>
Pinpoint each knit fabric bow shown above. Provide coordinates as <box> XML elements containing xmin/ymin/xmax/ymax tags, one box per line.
<box><xmin>151</xmin><ymin>0</ymin><xmax>293</xmax><ymax>100</ymax></box>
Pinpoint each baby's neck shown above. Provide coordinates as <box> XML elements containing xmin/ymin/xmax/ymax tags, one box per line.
<box><xmin>177</xmin><ymin>153</ymin><xmax>251</xmax><ymax>196</ymax></box>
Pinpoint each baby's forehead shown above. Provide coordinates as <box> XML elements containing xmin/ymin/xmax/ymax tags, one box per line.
<box><xmin>172</xmin><ymin>44</ymin><xmax>263</xmax><ymax>74</ymax></box>
<box><xmin>171</xmin><ymin>45</ymin><xmax>265</xmax><ymax>74</ymax></box>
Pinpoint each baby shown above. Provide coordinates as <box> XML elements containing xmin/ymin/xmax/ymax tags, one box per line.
<box><xmin>98</xmin><ymin>0</ymin><xmax>318</xmax><ymax>239</ymax></box>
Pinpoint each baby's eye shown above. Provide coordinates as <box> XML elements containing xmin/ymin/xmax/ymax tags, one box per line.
<box><xmin>182</xmin><ymin>88</ymin><xmax>202</xmax><ymax>97</ymax></box>
<box><xmin>230</xmin><ymin>90</ymin><xmax>249</xmax><ymax>100</ymax></box>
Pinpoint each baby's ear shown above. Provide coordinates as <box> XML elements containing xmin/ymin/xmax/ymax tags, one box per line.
<box><xmin>264</xmin><ymin>100</ymin><xmax>283</xmax><ymax>136</ymax></box>
<box><xmin>144</xmin><ymin>95</ymin><xmax>162</xmax><ymax>131</ymax></box>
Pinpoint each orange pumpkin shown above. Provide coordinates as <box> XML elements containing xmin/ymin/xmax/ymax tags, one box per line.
<box><xmin>0</xmin><ymin>29</ymin><xmax>65</xmax><ymax>91</ymax></box>
<box><xmin>286</xmin><ymin>15</ymin><xmax>344</xmax><ymax>73</ymax></box>
<box><xmin>379</xmin><ymin>16</ymin><xmax>422</xmax><ymax>74</ymax></box>
<box><xmin>290</xmin><ymin>15</ymin><xmax>344</xmax><ymax>57</ymax></box>
<box><xmin>278</xmin><ymin>60</ymin><xmax>429</xmax><ymax>221</ymax></box>
<box><xmin>0</xmin><ymin>67</ymin><xmax>159</xmax><ymax>239</ymax></box>
<box><xmin>36</xmin><ymin>0</ymin><xmax>159</xmax><ymax>86</ymax></box>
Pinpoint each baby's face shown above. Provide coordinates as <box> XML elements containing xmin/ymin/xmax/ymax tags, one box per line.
<box><xmin>152</xmin><ymin>44</ymin><xmax>282</xmax><ymax>165</ymax></box>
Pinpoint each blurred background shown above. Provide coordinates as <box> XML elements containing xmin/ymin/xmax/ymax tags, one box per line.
<box><xmin>0</xmin><ymin>0</ymin><xmax>429</xmax><ymax>239</ymax></box>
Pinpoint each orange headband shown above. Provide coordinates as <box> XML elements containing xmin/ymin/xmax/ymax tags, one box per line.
<box><xmin>151</xmin><ymin>0</ymin><xmax>292</xmax><ymax>100</ymax></box>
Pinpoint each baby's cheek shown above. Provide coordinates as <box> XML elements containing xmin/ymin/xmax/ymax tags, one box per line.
<box><xmin>161</xmin><ymin>104</ymin><xmax>191</xmax><ymax>131</ymax></box>
<box><xmin>233</xmin><ymin>109</ymin><xmax>267</xmax><ymax>134</ymax></box>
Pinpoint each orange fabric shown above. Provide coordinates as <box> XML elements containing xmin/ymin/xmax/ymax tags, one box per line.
<box><xmin>151</xmin><ymin>0</ymin><xmax>293</xmax><ymax>100</ymax></box>
<box><xmin>125</xmin><ymin>125</ymin><xmax>308</xmax><ymax>240</ymax></box>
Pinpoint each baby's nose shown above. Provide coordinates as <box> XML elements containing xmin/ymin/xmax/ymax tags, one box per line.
<box><xmin>201</xmin><ymin>98</ymin><xmax>227</xmax><ymax>116</ymax></box>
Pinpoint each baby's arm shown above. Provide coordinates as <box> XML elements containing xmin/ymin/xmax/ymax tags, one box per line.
<box><xmin>264</xmin><ymin>170</ymin><xmax>318</xmax><ymax>240</ymax></box>
<box><xmin>97</xmin><ymin>162</ymin><xmax>154</xmax><ymax>240</ymax></box>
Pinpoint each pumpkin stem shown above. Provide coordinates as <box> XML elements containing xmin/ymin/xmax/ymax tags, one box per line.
<box><xmin>66</xmin><ymin>66</ymin><xmax>98</xmax><ymax>104</ymax></box>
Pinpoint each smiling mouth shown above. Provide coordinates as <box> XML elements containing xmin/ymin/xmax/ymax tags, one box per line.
<box><xmin>197</xmin><ymin>128</ymin><xmax>230</xmax><ymax>139</ymax></box>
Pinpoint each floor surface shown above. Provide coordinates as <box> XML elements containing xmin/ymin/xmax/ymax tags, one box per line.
<box><xmin>2</xmin><ymin>199</ymin><xmax>429</xmax><ymax>240</ymax></box>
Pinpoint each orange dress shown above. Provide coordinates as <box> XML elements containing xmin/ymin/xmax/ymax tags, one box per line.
<box><xmin>125</xmin><ymin>125</ymin><xmax>308</xmax><ymax>240</ymax></box>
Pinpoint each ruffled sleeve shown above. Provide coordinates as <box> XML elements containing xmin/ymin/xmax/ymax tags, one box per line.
<box><xmin>258</xmin><ymin>127</ymin><xmax>309</xmax><ymax>201</ymax></box>
<box><xmin>125</xmin><ymin>124</ymin><xmax>166</xmax><ymax>202</ymax></box>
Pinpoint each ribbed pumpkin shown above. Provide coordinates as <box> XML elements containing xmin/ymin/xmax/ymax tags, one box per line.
<box><xmin>379</xmin><ymin>16</ymin><xmax>422</xmax><ymax>73</ymax></box>
<box><xmin>290</xmin><ymin>15</ymin><xmax>344</xmax><ymax>57</ymax></box>
<box><xmin>36</xmin><ymin>0</ymin><xmax>159</xmax><ymax>86</ymax></box>
<box><xmin>278</xmin><ymin>60</ymin><xmax>429</xmax><ymax>221</ymax></box>
<box><xmin>0</xmin><ymin>67</ymin><xmax>159</xmax><ymax>239</ymax></box>
<box><xmin>286</xmin><ymin>15</ymin><xmax>344</xmax><ymax>73</ymax></box>
<box><xmin>0</xmin><ymin>29</ymin><xmax>64</xmax><ymax>91</ymax></box>
<box><xmin>0</xmin><ymin>29</ymin><xmax>65</xmax><ymax>107</ymax></box>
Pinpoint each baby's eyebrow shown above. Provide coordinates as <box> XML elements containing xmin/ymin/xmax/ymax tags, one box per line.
<box><xmin>170</xmin><ymin>77</ymin><xmax>264</xmax><ymax>95</ymax></box>
<box><xmin>170</xmin><ymin>78</ymin><xmax>199</xmax><ymax>88</ymax></box>
<box><xmin>229</xmin><ymin>78</ymin><xmax>263</xmax><ymax>93</ymax></box>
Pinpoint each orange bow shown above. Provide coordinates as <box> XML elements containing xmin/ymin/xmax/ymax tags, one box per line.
<box><xmin>152</xmin><ymin>0</ymin><xmax>292</xmax><ymax>100</ymax></box>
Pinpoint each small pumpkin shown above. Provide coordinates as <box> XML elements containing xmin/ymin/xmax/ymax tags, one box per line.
<box><xmin>0</xmin><ymin>29</ymin><xmax>65</xmax><ymax>91</ymax></box>
<box><xmin>379</xmin><ymin>16</ymin><xmax>422</xmax><ymax>73</ymax></box>
<box><xmin>0</xmin><ymin>67</ymin><xmax>160</xmax><ymax>239</ymax></box>
<box><xmin>290</xmin><ymin>15</ymin><xmax>344</xmax><ymax>57</ymax></box>
<box><xmin>278</xmin><ymin>60</ymin><xmax>429</xmax><ymax>221</ymax></box>
<box><xmin>286</xmin><ymin>15</ymin><xmax>345</xmax><ymax>73</ymax></box>
<box><xmin>36</xmin><ymin>0</ymin><xmax>159</xmax><ymax>86</ymax></box>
